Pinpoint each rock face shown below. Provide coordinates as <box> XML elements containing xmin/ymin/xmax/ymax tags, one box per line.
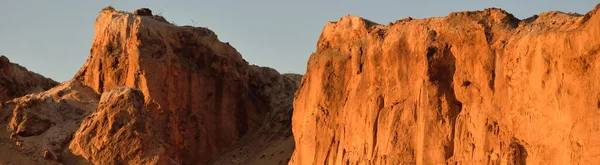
<box><xmin>291</xmin><ymin>4</ymin><xmax>600</xmax><ymax>165</ymax></box>
<box><xmin>69</xmin><ymin>87</ymin><xmax>171</xmax><ymax>165</ymax></box>
<box><xmin>208</xmin><ymin>73</ymin><xmax>301</xmax><ymax>165</ymax></box>
<box><xmin>0</xmin><ymin>81</ymin><xmax>99</xmax><ymax>164</ymax></box>
<box><xmin>0</xmin><ymin>55</ymin><xmax>58</xmax><ymax>102</ymax></box>
<box><xmin>71</xmin><ymin>7</ymin><xmax>298</xmax><ymax>164</ymax></box>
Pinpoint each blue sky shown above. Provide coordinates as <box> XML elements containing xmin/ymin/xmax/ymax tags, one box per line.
<box><xmin>0</xmin><ymin>0</ymin><xmax>597</xmax><ymax>81</ymax></box>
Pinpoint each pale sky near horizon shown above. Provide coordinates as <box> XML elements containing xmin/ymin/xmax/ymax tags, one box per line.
<box><xmin>0</xmin><ymin>0</ymin><xmax>598</xmax><ymax>81</ymax></box>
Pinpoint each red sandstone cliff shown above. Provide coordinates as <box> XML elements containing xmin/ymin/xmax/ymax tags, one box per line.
<box><xmin>69</xmin><ymin>7</ymin><xmax>298</xmax><ymax>164</ymax></box>
<box><xmin>291</xmin><ymin>4</ymin><xmax>600</xmax><ymax>165</ymax></box>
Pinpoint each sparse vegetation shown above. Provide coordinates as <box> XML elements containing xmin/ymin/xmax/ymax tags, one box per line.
<box><xmin>190</xmin><ymin>19</ymin><xmax>198</xmax><ymax>26</ymax></box>
<box><xmin>101</xmin><ymin>5</ymin><xmax>115</xmax><ymax>12</ymax></box>
<box><xmin>133</xmin><ymin>8</ymin><xmax>152</xmax><ymax>16</ymax></box>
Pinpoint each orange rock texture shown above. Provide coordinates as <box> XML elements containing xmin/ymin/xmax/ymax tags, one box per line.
<box><xmin>0</xmin><ymin>81</ymin><xmax>99</xmax><ymax>164</ymax></box>
<box><xmin>291</xmin><ymin>4</ymin><xmax>600</xmax><ymax>165</ymax></box>
<box><xmin>0</xmin><ymin>56</ymin><xmax>58</xmax><ymax>102</ymax></box>
<box><xmin>69</xmin><ymin>87</ymin><xmax>171</xmax><ymax>164</ymax></box>
<box><xmin>70</xmin><ymin>8</ymin><xmax>298</xmax><ymax>164</ymax></box>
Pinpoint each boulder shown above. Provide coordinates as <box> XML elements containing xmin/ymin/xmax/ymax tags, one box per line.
<box><xmin>69</xmin><ymin>87</ymin><xmax>171</xmax><ymax>165</ymax></box>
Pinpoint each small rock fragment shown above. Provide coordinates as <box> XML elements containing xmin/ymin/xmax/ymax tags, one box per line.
<box><xmin>133</xmin><ymin>8</ymin><xmax>152</xmax><ymax>16</ymax></box>
<box><xmin>9</xmin><ymin>132</ymin><xmax>16</xmax><ymax>140</ymax></box>
<box><xmin>43</xmin><ymin>149</ymin><xmax>55</xmax><ymax>160</ymax></box>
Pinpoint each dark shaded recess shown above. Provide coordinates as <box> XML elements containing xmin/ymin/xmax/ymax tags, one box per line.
<box><xmin>489</xmin><ymin>69</ymin><xmax>496</xmax><ymax>91</ymax></box>
<box><xmin>0</xmin><ymin>78</ymin><xmax>18</xmax><ymax>99</ymax></box>
<box><xmin>523</xmin><ymin>15</ymin><xmax>539</xmax><ymax>24</ymax></box>
<box><xmin>580</xmin><ymin>3</ymin><xmax>600</xmax><ymax>24</ymax></box>
<box><xmin>462</xmin><ymin>81</ymin><xmax>472</xmax><ymax>87</ymax></box>
<box><xmin>0</xmin><ymin>55</ymin><xmax>9</xmax><ymax>68</ymax></box>
<box><xmin>16</xmin><ymin>113</ymin><xmax>53</xmax><ymax>137</ymax></box>
<box><xmin>98</xmin><ymin>60</ymin><xmax>104</xmax><ymax>93</ymax></box>
<box><xmin>357</xmin><ymin>47</ymin><xmax>364</xmax><ymax>74</ymax></box>
<box><xmin>507</xmin><ymin>142</ymin><xmax>527</xmax><ymax>165</ymax></box>
<box><xmin>503</xmin><ymin>13</ymin><xmax>521</xmax><ymax>29</ymax></box>
<box><xmin>173</xmin><ymin>30</ymin><xmax>218</xmax><ymax>73</ymax></box>
<box><xmin>426</xmin><ymin>44</ymin><xmax>463</xmax><ymax>160</ymax></box>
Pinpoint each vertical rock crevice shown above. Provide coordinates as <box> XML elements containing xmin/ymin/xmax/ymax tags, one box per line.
<box><xmin>425</xmin><ymin>43</ymin><xmax>462</xmax><ymax>161</ymax></box>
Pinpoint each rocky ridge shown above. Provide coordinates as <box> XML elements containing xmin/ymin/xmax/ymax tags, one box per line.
<box><xmin>0</xmin><ymin>55</ymin><xmax>58</xmax><ymax>102</ymax></box>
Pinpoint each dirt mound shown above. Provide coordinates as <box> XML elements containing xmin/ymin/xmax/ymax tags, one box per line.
<box><xmin>291</xmin><ymin>4</ymin><xmax>600</xmax><ymax>165</ymax></box>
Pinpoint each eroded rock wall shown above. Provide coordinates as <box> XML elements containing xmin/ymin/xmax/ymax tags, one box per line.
<box><xmin>291</xmin><ymin>4</ymin><xmax>600</xmax><ymax>165</ymax></box>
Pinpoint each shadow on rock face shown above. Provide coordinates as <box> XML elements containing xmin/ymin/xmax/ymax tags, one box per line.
<box><xmin>507</xmin><ymin>142</ymin><xmax>527</xmax><ymax>165</ymax></box>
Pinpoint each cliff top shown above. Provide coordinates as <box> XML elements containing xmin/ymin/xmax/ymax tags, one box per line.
<box><xmin>318</xmin><ymin>3</ymin><xmax>600</xmax><ymax>52</ymax></box>
<box><xmin>327</xmin><ymin>4</ymin><xmax>600</xmax><ymax>29</ymax></box>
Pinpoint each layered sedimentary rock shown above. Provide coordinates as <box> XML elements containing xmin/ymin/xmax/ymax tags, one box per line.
<box><xmin>0</xmin><ymin>81</ymin><xmax>99</xmax><ymax>164</ymax></box>
<box><xmin>0</xmin><ymin>55</ymin><xmax>58</xmax><ymax>102</ymax></box>
<box><xmin>71</xmin><ymin>7</ymin><xmax>298</xmax><ymax>164</ymax></box>
<box><xmin>291</xmin><ymin>4</ymin><xmax>600</xmax><ymax>165</ymax></box>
